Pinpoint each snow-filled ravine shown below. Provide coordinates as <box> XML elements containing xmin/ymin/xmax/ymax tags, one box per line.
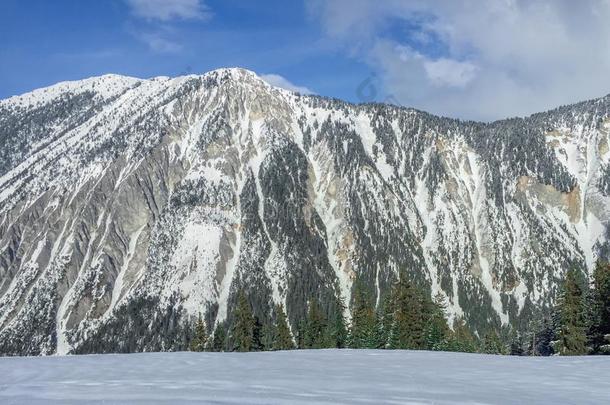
<box><xmin>0</xmin><ymin>350</ymin><xmax>608</xmax><ymax>404</ymax></box>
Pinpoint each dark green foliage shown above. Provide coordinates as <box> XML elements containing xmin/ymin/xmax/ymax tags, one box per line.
<box><xmin>326</xmin><ymin>298</ymin><xmax>348</xmax><ymax>349</ymax></box>
<box><xmin>509</xmin><ymin>330</ymin><xmax>525</xmax><ymax>356</ymax></box>
<box><xmin>373</xmin><ymin>294</ymin><xmax>394</xmax><ymax>349</ymax></box>
<box><xmin>526</xmin><ymin>317</ymin><xmax>555</xmax><ymax>356</ymax></box>
<box><xmin>210</xmin><ymin>323</ymin><xmax>227</xmax><ymax>352</ymax></box>
<box><xmin>554</xmin><ymin>269</ymin><xmax>588</xmax><ymax>355</ymax></box>
<box><xmin>303</xmin><ymin>299</ymin><xmax>328</xmax><ymax>349</ymax></box>
<box><xmin>348</xmin><ymin>282</ymin><xmax>377</xmax><ymax>348</ymax></box>
<box><xmin>588</xmin><ymin>261</ymin><xmax>610</xmax><ymax>354</ymax></box>
<box><xmin>296</xmin><ymin>319</ymin><xmax>307</xmax><ymax>349</ymax></box>
<box><xmin>252</xmin><ymin>316</ymin><xmax>266</xmax><ymax>351</ymax></box>
<box><xmin>425</xmin><ymin>293</ymin><xmax>451</xmax><ymax>351</ymax></box>
<box><xmin>231</xmin><ymin>290</ymin><xmax>255</xmax><ymax>352</ymax></box>
<box><xmin>481</xmin><ymin>329</ymin><xmax>506</xmax><ymax>355</ymax></box>
<box><xmin>273</xmin><ymin>305</ymin><xmax>295</xmax><ymax>350</ymax></box>
<box><xmin>73</xmin><ymin>294</ymin><xmax>190</xmax><ymax>354</ymax></box>
<box><xmin>189</xmin><ymin>314</ymin><xmax>207</xmax><ymax>352</ymax></box>
<box><xmin>388</xmin><ymin>277</ymin><xmax>428</xmax><ymax>350</ymax></box>
<box><xmin>444</xmin><ymin>318</ymin><xmax>478</xmax><ymax>353</ymax></box>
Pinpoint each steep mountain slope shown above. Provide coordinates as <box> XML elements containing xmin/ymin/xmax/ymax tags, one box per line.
<box><xmin>0</xmin><ymin>68</ymin><xmax>609</xmax><ymax>355</ymax></box>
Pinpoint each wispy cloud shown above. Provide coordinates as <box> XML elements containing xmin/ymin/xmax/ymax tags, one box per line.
<box><xmin>135</xmin><ymin>31</ymin><xmax>183</xmax><ymax>53</ymax></box>
<box><xmin>308</xmin><ymin>0</ymin><xmax>610</xmax><ymax>121</ymax></box>
<box><xmin>261</xmin><ymin>74</ymin><xmax>314</xmax><ymax>95</ymax></box>
<box><xmin>125</xmin><ymin>0</ymin><xmax>211</xmax><ymax>53</ymax></box>
<box><xmin>126</xmin><ymin>0</ymin><xmax>210</xmax><ymax>22</ymax></box>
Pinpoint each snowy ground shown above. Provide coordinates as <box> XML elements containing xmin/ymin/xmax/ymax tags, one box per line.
<box><xmin>0</xmin><ymin>350</ymin><xmax>608</xmax><ymax>404</ymax></box>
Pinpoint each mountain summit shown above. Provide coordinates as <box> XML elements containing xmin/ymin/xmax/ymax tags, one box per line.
<box><xmin>1</xmin><ymin>68</ymin><xmax>609</xmax><ymax>355</ymax></box>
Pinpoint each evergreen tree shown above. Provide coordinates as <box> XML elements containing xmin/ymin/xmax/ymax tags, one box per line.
<box><xmin>388</xmin><ymin>276</ymin><xmax>427</xmax><ymax>350</ymax></box>
<box><xmin>261</xmin><ymin>322</ymin><xmax>275</xmax><ymax>351</ymax></box>
<box><xmin>527</xmin><ymin>317</ymin><xmax>555</xmax><ymax>356</ymax></box>
<box><xmin>588</xmin><ymin>260</ymin><xmax>610</xmax><ymax>354</ymax></box>
<box><xmin>481</xmin><ymin>329</ymin><xmax>506</xmax><ymax>354</ymax></box>
<box><xmin>252</xmin><ymin>316</ymin><xmax>265</xmax><ymax>351</ymax></box>
<box><xmin>445</xmin><ymin>318</ymin><xmax>477</xmax><ymax>353</ymax></box>
<box><xmin>210</xmin><ymin>322</ymin><xmax>227</xmax><ymax>352</ymax></box>
<box><xmin>273</xmin><ymin>304</ymin><xmax>295</xmax><ymax>350</ymax></box>
<box><xmin>509</xmin><ymin>329</ymin><xmax>525</xmax><ymax>356</ymax></box>
<box><xmin>189</xmin><ymin>314</ymin><xmax>207</xmax><ymax>352</ymax></box>
<box><xmin>326</xmin><ymin>298</ymin><xmax>348</xmax><ymax>348</ymax></box>
<box><xmin>554</xmin><ymin>269</ymin><xmax>588</xmax><ymax>355</ymax></box>
<box><xmin>296</xmin><ymin>319</ymin><xmax>307</xmax><ymax>349</ymax></box>
<box><xmin>425</xmin><ymin>293</ymin><xmax>450</xmax><ymax>351</ymax></box>
<box><xmin>348</xmin><ymin>282</ymin><xmax>376</xmax><ymax>348</ymax></box>
<box><xmin>231</xmin><ymin>290</ymin><xmax>255</xmax><ymax>352</ymax></box>
<box><xmin>303</xmin><ymin>299</ymin><xmax>327</xmax><ymax>349</ymax></box>
<box><xmin>373</xmin><ymin>294</ymin><xmax>394</xmax><ymax>349</ymax></box>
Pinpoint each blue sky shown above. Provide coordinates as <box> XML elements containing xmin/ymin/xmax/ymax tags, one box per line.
<box><xmin>2</xmin><ymin>0</ymin><xmax>610</xmax><ymax>121</ymax></box>
<box><xmin>0</xmin><ymin>1</ymin><xmax>371</xmax><ymax>106</ymax></box>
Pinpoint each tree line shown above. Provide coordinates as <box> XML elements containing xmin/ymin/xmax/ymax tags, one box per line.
<box><xmin>189</xmin><ymin>261</ymin><xmax>610</xmax><ymax>356</ymax></box>
<box><xmin>512</xmin><ymin>260</ymin><xmax>610</xmax><ymax>356</ymax></box>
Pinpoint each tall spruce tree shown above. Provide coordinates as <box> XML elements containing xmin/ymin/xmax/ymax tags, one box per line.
<box><xmin>326</xmin><ymin>298</ymin><xmax>348</xmax><ymax>348</ymax></box>
<box><xmin>252</xmin><ymin>316</ymin><xmax>265</xmax><ymax>351</ymax></box>
<box><xmin>231</xmin><ymin>290</ymin><xmax>255</xmax><ymax>352</ymax></box>
<box><xmin>210</xmin><ymin>322</ymin><xmax>227</xmax><ymax>352</ymax></box>
<box><xmin>388</xmin><ymin>276</ymin><xmax>427</xmax><ymax>349</ymax></box>
<box><xmin>555</xmin><ymin>268</ymin><xmax>588</xmax><ymax>355</ymax></box>
<box><xmin>373</xmin><ymin>294</ymin><xmax>394</xmax><ymax>349</ymax></box>
<box><xmin>588</xmin><ymin>260</ymin><xmax>610</xmax><ymax>353</ymax></box>
<box><xmin>273</xmin><ymin>304</ymin><xmax>295</xmax><ymax>350</ymax></box>
<box><xmin>349</xmin><ymin>282</ymin><xmax>376</xmax><ymax>348</ymax></box>
<box><xmin>189</xmin><ymin>314</ymin><xmax>208</xmax><ymax>352</ymax></box>
<box><xmin>425</xmin><ymin>293</ymin><xmax>450</xmax><ymax>351</ymax></box>
<box><xmin>304</xmin><ymin>299</ymin><xmax>327</xmax><ymax>349</ymax></box>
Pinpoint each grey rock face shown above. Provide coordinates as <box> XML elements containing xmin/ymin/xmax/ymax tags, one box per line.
<box><xmin>0</xmin><ymin>68</ymin><xmax>609</xmax><ymax>355</ymax></box>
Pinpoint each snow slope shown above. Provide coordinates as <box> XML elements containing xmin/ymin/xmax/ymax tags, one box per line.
<box><xmin>0</xmin><ymin>350</ymin><xmax>608</xmax><ymax>404</ymax></box>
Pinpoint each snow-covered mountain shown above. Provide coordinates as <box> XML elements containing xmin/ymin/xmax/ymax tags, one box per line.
<box><xmin>1</xmin><ymin>68</ymin><xmax>609</xmax><ymax>355</ymax></box>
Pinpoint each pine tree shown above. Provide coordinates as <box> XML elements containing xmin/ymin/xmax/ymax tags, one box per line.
<box><xmin>304</xmin><ymin>299</ymin><xmax>327</xmax><ymax>349</ymax></box>
<box><xmin>326</xmin><ymin>298</ymin><xmax>348</xmax><ymax>348</ymax></box>
<box><xmin>588</xmin><ymin>260</ymin><xmax>610</xmax><ymax>354</ymax></box>
<box><xmin>273</xmin><ymin>304</ymin><xmax>295</xmax><ymax>350</ymax></box>
<box><xmin>528</xmin><ymin>317</ymin><xmax>555</xmax><ymax>356</ymax></box>
<box><xmin>388</xmin><ymin>276</ymin><xmax>427</xmax><ymax>349</ymax></box>
<box><xmin>373</xmin><ymin>293</ymin><xmax>394</xmax><ymax>349</ymax></box>
<box><xmin>189</xmin><ymin>314</ymin><xmax>207</xmax><ymax>352</ymax></box>
<box><xmin>445</xmin><ymin>318</ymin><xmax>477</xmax><ymax>353</ymax></box>
<box><xmin>509</xmin><ymin>329</ymin><xmax>525</xmax><ymax>356</ymax></box>
<box><xmin>481</xmin><ymin>329</ymin><xmax>506</xmax><ymax>354</ymax></box>
<box><xmin>210</xmin><ymin>323</ymin><xmax>227</xmax><ymax>352</ymax></box>
<box><xmin>425</xmin><ymin>293</ymin><xmax>450</xmax><ymax>351</ymax></box>
<box><xmin>252</xmin><ymin>316</ymin><xmax>265</xmax><ymax>351</ymax></box>
<box><xmin>555</xmin><ymin>268</ymin><xmax>588</xmax><ymax>355</ymax></box>
<box><xmin>231</xmin><ymin>290</ymin><xmax>255</xmax><ymax>352</ymax></box>
<box><xmin>296</xmin><ymin>319</ymin><xmax>307</xmax><ymax>349</ymax></box>
<box><xmin>348</xmin><ymin>282</ymin><xmax>376</xmax><ymax>348</ymax></box>
<box><xmin>261</xmin><ymin>322</ymin><xmax>275</xmax><ymax>351</ymax></box>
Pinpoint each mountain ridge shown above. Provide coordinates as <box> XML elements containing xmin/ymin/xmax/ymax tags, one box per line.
<box><xmin>1</xmin><ymin>67</ymin><xmax>609</xmax><ymax>355</ymax></box>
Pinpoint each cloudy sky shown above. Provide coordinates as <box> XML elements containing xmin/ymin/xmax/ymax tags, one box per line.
<box><xmin>2</xmin><ymin>0</ymin><xmax>609</xmax><ymax>121</ymax></box>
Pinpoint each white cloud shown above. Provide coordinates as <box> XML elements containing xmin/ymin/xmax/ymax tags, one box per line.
<box><xmin>261</xmin><ymin>74</ymin><xmax>314</xmax><ymax>95</ymax></box>
<box><xmin>423</xmin><ymin>58</ymin><xmax>478</xmax><ymax>88</ymax></box>
<box><xmin>308</xmin><ymin>0</ymin><xmax>610</xmax><ymax>121</ymax></box>
<box><xmin>126</xmin><ymin>0</ymin><xmax>210</xmax><ymax>21</ymax></box>
<box><xmin>137</xmin><ymin>32</ymin><xmax>183</xmax><ymax>53</ymax></box>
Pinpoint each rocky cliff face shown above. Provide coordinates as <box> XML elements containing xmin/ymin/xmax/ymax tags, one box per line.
<box><xmin>1</xmin><ymin>68</ymin><xmax>609</xmax><ymax>355</ymax></box>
